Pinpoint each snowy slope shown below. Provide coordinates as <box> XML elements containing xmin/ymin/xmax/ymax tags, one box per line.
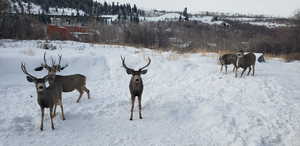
<box><xmin>143</xmin><ymin>13</ymin><xmax>224</xmax><ymax>25</ymax></box>
<box><xmin>0</xmin><ymin>40</ymin><xmax>300</xmax><ymax>146</ymax></box>
<box><xmin>142</xmin><ymin>13</ymin><xmax>289</xmax><ymax>28</ymax></box>
<box><xmin>143</xmin><ymin>13</ymin><xmax>181</xmax><ymax>21</ymax></box>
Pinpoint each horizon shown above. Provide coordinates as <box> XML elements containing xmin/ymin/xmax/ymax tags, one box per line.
<box><xmin>100</xmin><ymin>0</ymin><xmax>300</xmax><ymax>17</ymax></box>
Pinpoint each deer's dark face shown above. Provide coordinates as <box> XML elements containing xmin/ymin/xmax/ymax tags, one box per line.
<box><xmin>26</xmin><ymin>76</ymin><xmax>47</xmax><ymax>92</ymax></box>
<box><xmin>236</xmin><ymin>50</ymin><xmax>245</xmax><ymax>58</ymax></box>
<box><xmin>26</xmin><ymin>75</ymin><xmax>55</xmax><ymax>92</ymax></box>
<box><xmin>34</xmin><ymin>52</ymin><xmax>68</xmax><ymax>75</ymax></box>
<box><xmin>121</xmin><ymin>56</ymin><xmax>151</xmax><ymax>86</ymax></box>
<box><xmin>236</xmin><ymin>52</ymin><xmax>244</xmax><ymax>58</ymax></box>
<box><xmin>45</xmin><ymin>65</ymin><xmax>61</xmax><ymax>75</ymax></box>
<box><xmin>128</xmin><ymin>70</ymin><xmax>148</xmax><ymax>84</ymax></box>
<box><xmin>35</xmin><ymin>65</ymin><xmax>65</xmax><ymax>75</ymax></box>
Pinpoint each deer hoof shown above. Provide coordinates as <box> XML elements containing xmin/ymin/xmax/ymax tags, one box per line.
<box><xmin>130</xmin><ymin>118</ymin><xmax>133</xmax><ymax>121</ymax></box>
<box><xmin>140</xmin><ymin>117</ymin><xmax>143</xmax><ymax>119</ymax></box>
<box><xmin>40</xmin><ymin>128</ymin><xmax>43</xmax><ymax>131</ymax></box>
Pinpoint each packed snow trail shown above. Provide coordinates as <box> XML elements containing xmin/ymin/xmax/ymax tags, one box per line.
<box><xmin>0</xmin><ymin>40</ymin><xmax>300</xmax><ymax>146</ymax></box>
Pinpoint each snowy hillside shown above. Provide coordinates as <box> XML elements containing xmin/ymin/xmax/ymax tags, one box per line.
<box><xmin>10</xmin><ymin>1</ymin><xmax>86</xmax><ymax>16</ymax></box>
<box><xmin>142</xmin><ymin>12</ymin><xmax>290</xmax><ymax>28</ymax></box>
<box><xmin>1</xmin><ymin>40</ymin><xmax>300</xmax><ymax>146</ymax></box>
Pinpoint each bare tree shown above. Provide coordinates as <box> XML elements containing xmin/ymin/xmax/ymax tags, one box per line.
<box><xmin>294</xmin><ymin>9</ymin><xmax>300</xmax><ymax>20</ymax></box>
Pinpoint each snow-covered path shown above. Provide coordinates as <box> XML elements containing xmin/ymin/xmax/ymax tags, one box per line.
<box><xmin>0</xmin><ymin>40</ymin><xmax>300</xmax><ymax>146</ymax></box>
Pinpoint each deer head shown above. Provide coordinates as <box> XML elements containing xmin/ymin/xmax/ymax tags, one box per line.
<box><xmin>21</xmin><ymin>63</ymin><xmax>54</xmax><ymax>92</ymax></box>
<box><xmin>236</xmin><ymin>50</ymin><xmax>245</xmax><ymax>58</ymax></box>
<box><xmin>35</xmin><ymin>52</ymin><xmax>68</xmax><ymax>75</ymax></box>
<box><xmin>121</xmin><ymin>56</ymin><xmax>151</xmax><ymax>85</ymax></box>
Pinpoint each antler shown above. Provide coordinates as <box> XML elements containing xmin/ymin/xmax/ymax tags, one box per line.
<box><xmin>43</xmin><ymin>52</ymin><xmax>50</xmax><ymax>68</ymax></box>
<box><xmin>57</xmin><ymin>54</ymin><xmax>68</xmax><ymax>70</ymax></box>
<box><xmin>51</xmin><ymin>56</ymin><xmax>55</xmax><ymax>66</ymax></box>
<box><xmin>21</xmin><ymin>63</ymin><xmax>37</xmax><ymax>80</ymax></box>
<box><xmin>58</xmin><ymin>55</ymin><xmax>62</xmax><ymax>66</ymax></box>
<box><xmin>121</xmin><ymin>56</ymin><xmax>134</xmax><ymax>71</ymax></box>
<box><xmin>139</xmin><ymin>57</ymin><xmax>151</xmax><ymax>71</ymax></box>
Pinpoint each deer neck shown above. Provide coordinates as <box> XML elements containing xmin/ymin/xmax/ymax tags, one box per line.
<box><xmin>236</xmin><ymin>57</ymin><xmax>241</xmax><ymax>66</ymax></box>
<box><xmin>130</xmin><ymin>76</ymin><xmax>143</xmax><ymax>90</ymax></box>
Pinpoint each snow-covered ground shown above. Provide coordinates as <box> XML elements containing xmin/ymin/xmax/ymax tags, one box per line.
<box><xmin>1</xmin><ymin>40</ymin><xmax>300</xmax><ymax>146</ymax></box>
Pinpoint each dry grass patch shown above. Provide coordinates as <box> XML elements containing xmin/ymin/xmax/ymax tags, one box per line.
<box><xmin>282</xmin><ymin>53</ymin><xmax>300</xmax><ymax>62</ymax></box>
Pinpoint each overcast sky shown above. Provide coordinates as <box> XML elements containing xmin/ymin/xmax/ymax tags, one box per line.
<box><xmin>102</xmin><ymin>0</ymin><xmax>300</xmax><ymax>17</ymax></box>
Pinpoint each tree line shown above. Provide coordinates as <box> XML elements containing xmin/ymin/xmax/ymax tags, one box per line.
<box><xmin>10</xmin><ymin>0</ymin><xmax>143</xmax><ymax>23</ymax></box>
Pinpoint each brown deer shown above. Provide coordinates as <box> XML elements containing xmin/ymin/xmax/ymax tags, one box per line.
<box><xmin>219</xmin><ymin>53</ymin><xmax>237</xmax><ymax>73</ymax></box>
<box><xmin>121</xmin><ymin>56</ymin><xmax>151</xmax><ymax>120</ymax></box>
<box><xmin>35</xmin><ymin>52</ymin><xmax>90</xmax><ymax>103</ymax></box>
<box><xmin>21</xmin><ymin>63</ymin><xmax>65</xmax><ymax>131</ymax></box>
<box><xmin>235</xmin><ymin>51</ymin><xmax>256</xmax><ymax>77</ymax></box>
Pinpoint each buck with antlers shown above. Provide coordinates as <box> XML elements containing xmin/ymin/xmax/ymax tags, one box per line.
<box><xmin>121</xmin><ymin>56</ymin><xmax>151</xmax><ymax>120</ymax></box>
<box><xmin>21</xmin><ymin>63</ymin><xmax>65</xmax><ymax>131</ymax></box>
<box><xmin>35</xmin><ymin>52</ymin><xmax>90</xmax><ymax>103</ymax></box>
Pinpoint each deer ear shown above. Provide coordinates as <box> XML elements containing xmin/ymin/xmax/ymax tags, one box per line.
<box><xmin>126</xmin><ymin>69</ymin><xmax>133</xmax><ymax>74</ymax></box>
<box><xmin>60</xmin><ymin>66</ymin><xmax>66</xmax><ymax>70</ymax></box>
<box><xmin>60</xmin><ymin>64</ymin><xmax>68</xmax><ymax>70</ymax></box>
<box><xmin>34</xmin><ymin>66</ymin><xmax>44</xmax><ymax>71</ymax></box>
<box><xmin>26</xmin><ymin>76</ymin><xmax>35</xmax><ymax>82</ymax></box>
<box><xmin>141</xmin><ymin>69</ymin><xmax>148</xmax><ymax>74</ymax></box>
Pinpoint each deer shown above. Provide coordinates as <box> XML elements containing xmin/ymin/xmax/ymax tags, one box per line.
<box><xmin>35</xmin><ymin>52</ymin><xmax>90</xmax><ymax>103</ymax></box>
<box><xmin>235</xmin><ymin>51</ymin><xmax>256</xmax><ymax>77</ymax></box>
<box><xmin>258</xmin><ymin>53</ymin><xmax>266</xmax><ymax>63</ymax></box>
<box><xmin>219</xmin><ymin>53</ymin><xmax>237</xmax><ymax>73</ymax></box>
<box><xmin>121</xmin><ymin>56</ymin><xmax>151</xmax><ymax>120</ymax></box>
<box><xmin>21</xmin><ymin>63</ymin><xmax>65</xmax><ymax>131</ymax></box>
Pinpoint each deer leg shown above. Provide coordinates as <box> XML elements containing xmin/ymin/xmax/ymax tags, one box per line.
<box><xmin>233</xmin><ymin>65</ymin><xmax>236</xmax><ymax>72</ymax></box>
<box><xmin>138</xmin><ymin>96</ymin><xmax>143</xmax><ymax>119</ymax></box>
<box><xmin>247</xmin><ymin>66</ymin><xmax>252</xmax><ymax>76</ymax></box>
<box><xmin>225</xmin><ymin>65</ymin><xmax>228</xmax><ymax>73</ymax></box>
<box><xmin>50</xmin><ymin>107</ymin><xmax>55</xmax><ymax>130</ymax></box>
<box><xmin>220</xmin><ymin>65</ymin><xmax>223</xmax><ymax>72</ymax></box>
<box><xmin>241</xmin><ymin>68</ymin><xmax>246</xmax><ymax>77</ymax></box>
<box><xmin>53</xmin><ymin>104</ymin><xmax>57</xmax><ymax>118</ymax></box>
<box><xmin>130</xmin><ymin>96</ymin><xmax>136</xmax><ymax>121</ymax></box>
<box><xmin>83</xmin><ymin>86</ymin><xmax>90</xmax><ymax>99</ymax></box>
<box><xmin>59</xmin><ymin>98</ymin><xmax>66</xmax><ymax>120</ymax></box>
<box><xmin>235</xmin><ymin>68</ymin><xmax>238</xmax><ymax>78</ymax></box>
<box><xmin>60</xmin><ymin>104</ymin><xmax>65</xmax><ymax>120</ymax></box>
<box><xmin>40</xmin><ymin>108</ymin><xmax>44</xmax><ymax>131</ymax></box>
<box><xmin>76</xmin><ymin>88</ymin><xmax>84</xmax><ymax>103</ymax></box>
<box><xmin>252</xmin><ymin>65</ymin><xmax>255</xmax><ymax>76</ymax></box>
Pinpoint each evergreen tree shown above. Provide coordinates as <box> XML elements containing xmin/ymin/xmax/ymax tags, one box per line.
<box><xmin>183</xmin><ymin>7</ymin><xmax>189</xmax><ymax>21</ymax></box>
<box><xmin>27</xmin><ymin>1</ymin><xmax>32</xmax><ymax>14</ymax></box>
